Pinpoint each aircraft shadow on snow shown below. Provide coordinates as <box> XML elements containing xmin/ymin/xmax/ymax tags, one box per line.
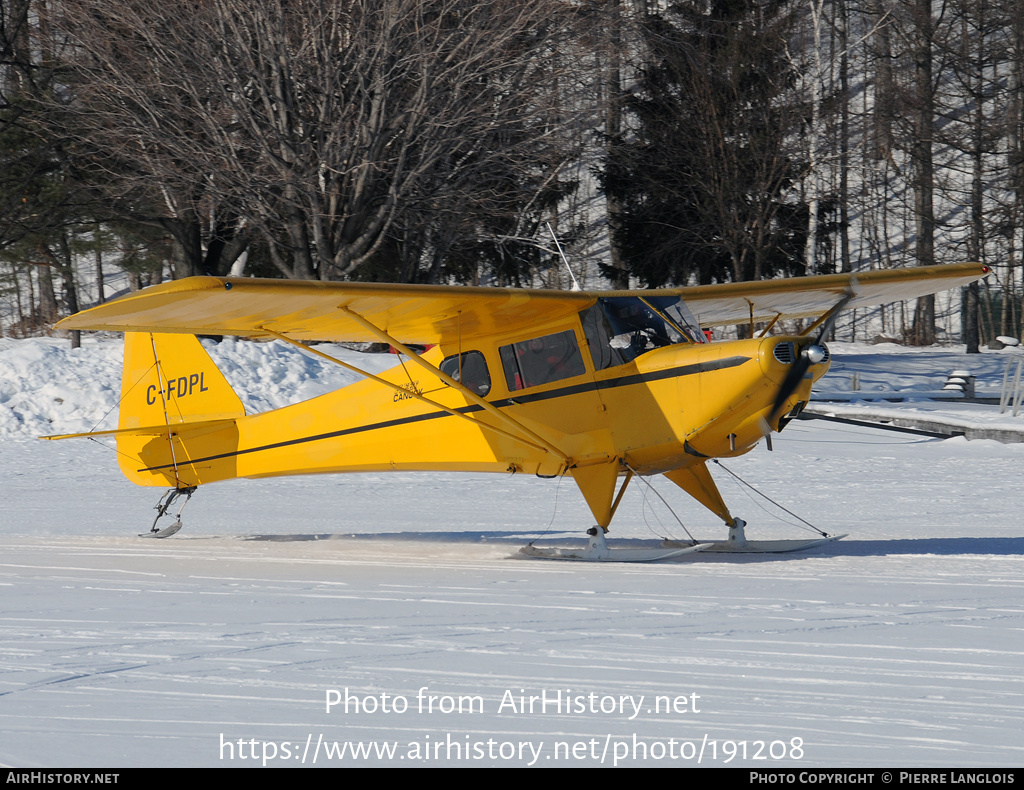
<box><xmin>240</xmin><ymin>532</ymin><xmax>1024</xmax><ymax>561</ymax></box>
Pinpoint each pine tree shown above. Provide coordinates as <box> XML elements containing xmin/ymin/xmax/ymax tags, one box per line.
<box><xmin>601</xmin><ymin>0</ymin><xmax>811</xmax><ymax>288</ymax></box>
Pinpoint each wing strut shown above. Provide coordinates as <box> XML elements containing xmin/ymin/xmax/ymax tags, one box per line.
<box><xmin>149</xmin><ymin>333</ymin><xmax>186</xmax><ymax>489</ymax></box>
<box><xmin>261</xmin><ymin>327</ymin><xmax>571</xmax><ymax>465</ymax></box>
<box><xmin>798</xmin><ymin>280</ymin><xmax>857</xmax><ymax>338</ymax></box>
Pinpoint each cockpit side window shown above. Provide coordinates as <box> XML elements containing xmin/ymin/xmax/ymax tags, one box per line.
<box><xmin>499</xmin><ymin>329</ymin><xmax>586</xmax><ymax>391</ymax></box>
<box><xmin>581</xmin><ymin>303</ymin><xmax>628</xmax><ymax>371</ymax></box>
<box><xmin>439</xmin><ymin>351</ymin><xmax>491</xmax><ymax>396</ymax></box>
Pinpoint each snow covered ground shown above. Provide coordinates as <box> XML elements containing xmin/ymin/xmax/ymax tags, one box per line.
<box><xmin>1</xmin><ymin>337</ymin><xmax>1023</xmax><ymax>767</ymax></box>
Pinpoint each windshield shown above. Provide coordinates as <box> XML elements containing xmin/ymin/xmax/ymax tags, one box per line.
<box><xmin>581</xmin><ymin>296</ymin><xmax>706</xmax><ymax>369</ymax></box>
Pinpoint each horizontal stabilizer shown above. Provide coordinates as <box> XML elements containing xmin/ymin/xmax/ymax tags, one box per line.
<box><xmin>40</xmin><ymin>417</ymin><xmax>239</xmax><ymax>442</ymax></box>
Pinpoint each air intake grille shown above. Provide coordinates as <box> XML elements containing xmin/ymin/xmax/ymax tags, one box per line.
<box><xmin>773</xmin><ymin>341</ymin><xmax>831</xmax><ymax>365</ymax></box>
<box><xmin>773</xmin><ymin>342</ymin><xmax>795</xmax><ymax>364</ymax></box>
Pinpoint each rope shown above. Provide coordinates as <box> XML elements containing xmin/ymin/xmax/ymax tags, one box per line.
<box><xmin>711</xmin><ymin>460</ymin><xmax>828</xmax><ymax>537</ymax></box>
<box><xmin>524</xmin><ymin>469</ymin><xmax>569</xmax><ymax>546</ymax></box>
<box><xmin>625</xmin><ymin>463</ymin><xmax>697</xmax><ymax>544</ymax></box>
<box><xmin>86</xmin><ymin>359</ymin><xmax>158</xmax><ymax>434</ymax></box>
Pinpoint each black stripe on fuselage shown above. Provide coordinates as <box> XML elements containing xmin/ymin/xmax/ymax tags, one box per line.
<box><xmin>139</xmin><ymin>355</ymin><xmax>751</xmax><ymax>472</ymax></box>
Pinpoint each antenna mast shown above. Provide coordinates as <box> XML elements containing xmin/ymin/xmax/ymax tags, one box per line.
<box><xmin>546</xmin><ymin>222</ymin><xmax>581</xmax><ymax>291</ymax></box>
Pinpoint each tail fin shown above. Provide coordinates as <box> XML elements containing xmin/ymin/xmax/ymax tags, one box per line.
<box><xmin>117</xmin><ymin>333</ymin><xmax>245</xmax><ymax>487</ymax></box>
<box><xmin>119</xmin><ymin>332</ymin><xmax>245</xmax><ymax>429</ymax></box>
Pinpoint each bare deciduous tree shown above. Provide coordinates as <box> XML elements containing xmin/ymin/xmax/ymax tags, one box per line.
<box><xmin>56</xmin><ymin>0</ymin><xmax>582</xmax><ymax>282</ymax></box>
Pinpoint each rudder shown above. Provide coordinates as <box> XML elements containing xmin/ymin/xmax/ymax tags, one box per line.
<box><xmin>119</xmin><ymin>332</ymin><xmax>245</xmax><ymax>429</ymax></box>
<box><xmin>117</xmin><ymin>333</ymin><xmax>245</xmax><ymax>487</ymax></box>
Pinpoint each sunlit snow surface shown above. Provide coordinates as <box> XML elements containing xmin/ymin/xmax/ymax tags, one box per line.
<box><xmin>1</xmin><ymin>338</ymin><xmax>1023</xmax><ymax>767</ymax></box>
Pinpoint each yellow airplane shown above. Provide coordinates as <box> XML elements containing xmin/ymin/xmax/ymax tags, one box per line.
<box><xmin>48</xmin><ymin>262</ymin><xmax>987</xmax><ymax>560</ymax></box>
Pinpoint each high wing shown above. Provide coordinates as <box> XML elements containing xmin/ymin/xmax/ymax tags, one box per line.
<box><xmin>675</xmin><ymin>262</ymin><xmax>987</xmax><ymax>327</ymax></box>
<box><xmin>56</xmin><ymin>277</ymin><xmax>592</xmax><ymax>344</ymax></box>
<box><xmin>57</xmin><ymin>262</ymin><xmax>987</xmax><ymax>343</ymax></box>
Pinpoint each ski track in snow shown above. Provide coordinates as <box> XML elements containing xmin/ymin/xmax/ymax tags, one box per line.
<box><xmin>1</xmin><ymin>338</ymin><xmax>1023</xmax><ymax>767</ymax></box>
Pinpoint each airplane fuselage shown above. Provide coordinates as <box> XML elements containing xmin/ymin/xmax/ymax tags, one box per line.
<box><xmin>117</xmin><ymin>322</ymin><xmax>827</xmax><ymax>498</ymax></box>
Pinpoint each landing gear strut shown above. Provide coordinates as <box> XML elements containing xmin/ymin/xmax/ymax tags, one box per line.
<box><xmin>142</xmin><ymin>486</ymin><xmax>196</xmax><ymax>538</ymax></box>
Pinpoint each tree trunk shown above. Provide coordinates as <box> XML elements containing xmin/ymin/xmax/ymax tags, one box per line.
<box><xmin>35</xmin><ymin>262</ymin><xmax>59</xmax><ymax>326</ymax></box>
<box><xmin>838</xmin><ymin>0</ymin><xmax>851</xmax><ymax>275</ymax></box>
<box><xmin>603</xmin><ymin>0</ymin><xmax>629</xmax><ymax>290</ymax></box>
<box><xmin>965</xmin><ymin>6</ymin><xmax>985</xmax><ymax>353</ymax></box>
<box><xmin>94</xmin><ymin>224</ymin><xmax>105</xmax><ymax>304</ymax></box>
<box><xmin>910</xmin><ymin>0</ymin><xmax>936</xmax><ymax>345</ymax></box>
<box><xmin>870</xmin><ymin>0</ymin><xmax>895</xmax><ymax>160</ymax></box>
